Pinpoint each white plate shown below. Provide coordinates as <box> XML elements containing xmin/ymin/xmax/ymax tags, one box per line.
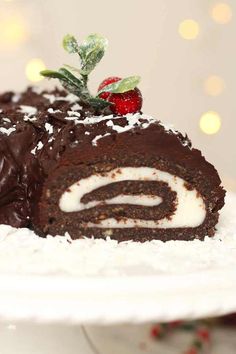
<box><xmin>0</xmin><ymin>193</ymin><xmax>235</xmax><ymax>324</ymax></box>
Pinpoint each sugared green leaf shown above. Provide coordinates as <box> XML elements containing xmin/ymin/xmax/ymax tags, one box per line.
<box><xmin>58</xmin><ymin>68</ymin><xmax>83</xmax><ymax>89</ymax></box>
<box><xmin>63</xmin><ymin>64</ymin><xmax>80</xmax><ymax>75</ymax></box>
<box><xmin>79</xmin><ymin>33</ymin><xmax>108</xmax><ymax>75</ymax></box>
<box><xmin>40</xmin><ymin>70</ymin><xmax>67</xmax><ymax>80</ymax></box>
<box><xmin>88</xmin><ymin>96</ymin><xmax>112</xmax><ymax>109</ymax></box>
<box><xmin>41</xmin><ymin>68</ymin><xmax>89</xmax><ymax>98</ymax></box>
<box><xmin>60</xmin><ymin>81</ymin><xmax>84</xmax><ymax>98</ymax></box>
<box><xmin>41</xmin><ymin>68</ymin><xmax>83</xmax><ymax>90</ymax></box>
<box><xmin>62</xmin><ymin>34</ymin><xmax>79</xmax><ymax>54</ymax></box>
<box><xmin>59</xmin><ymin>68</ymin><xmax>90</xmax><ymax>98</ymax></box>
<box><xmin>97</xmin><ymin>76</ymin><xmax>141</xmax><ymax>95</ymax></box>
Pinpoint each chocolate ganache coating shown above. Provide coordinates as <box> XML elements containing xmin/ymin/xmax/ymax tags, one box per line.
<box><xmin>0</xmin><ymin>87</ymin><xmax>225</xmax><ymax>241</ymax></box>
<box><xmin>0</xmin><ymin>87</ymin><xmax>99</xmax><ymax>227</ymax></box>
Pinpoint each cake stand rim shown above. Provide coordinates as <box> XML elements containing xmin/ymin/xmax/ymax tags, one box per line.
<box><xmin>0</xmin><ymin>267</ymin><xmax>236</xmax><ymax>324</ymax></box>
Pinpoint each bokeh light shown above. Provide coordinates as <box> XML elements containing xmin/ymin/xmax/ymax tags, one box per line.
<box><xmin>199</xmin><ymin>111</ymin><xmax>221</xmax><ymax>135</ymax></box>
<box><xmin>178</xmin><ymin>19</ymin><xmax>200</xmax><ymax>40</ymax></box>
<box><xmin>204</xmin><ymin>75</ymin><xmax>225</xmax><ymax>96</ymax></box>
<box><xmin>25</xmin><ymin>59</ymin><xmax>46</xmax><ymax>82</ymax></box>
<box><xmin>0</xmin><ymin>15</ymin><xmax>28</xmax><ymax>46</ymax></box>
<box><xmin>211</xmin><ymin>3</ymin><xmax>232</xmax><ymax>24</ymax></box>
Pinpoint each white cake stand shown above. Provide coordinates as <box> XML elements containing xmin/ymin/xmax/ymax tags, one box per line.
<box><xmin>0</xmin><ymin>193</ymin><xmax>236</xmax><ymax>354</ymax></box>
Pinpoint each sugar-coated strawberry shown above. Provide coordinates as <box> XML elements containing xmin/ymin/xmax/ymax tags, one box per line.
<box><xmin>107</xmin><ymin>88</ymin><xmax>142</xmax><ymax>115</ymax></box>
<box><xmin>98</xmin><ymin>76</ymin><xmax>143</xmax><ymax>115</ymax></box>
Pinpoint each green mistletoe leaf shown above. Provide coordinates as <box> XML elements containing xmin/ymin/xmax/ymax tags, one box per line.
<box><xmin>63</xmin><ymin>64</ymin><xmax>80</xmax><ymax>75</ymax></box>
<box><xmin>62</xmin><ymin>34</ymin><xmax>79</xmax><ymax>54</ymax></box>
<box><xmin>88</xmin><ymin>96</ymin><xmax>111</xmax><ymax>109</ymax></box>
<box><xmin>79</xmin><ymin>33</ymin><xmax>108</xmax><ymax>75</ymax></box>
<box><xmin>40</xmin><ymin>70</ymin><xmax>67</xmax><ymax>80</ymax></box>
<box><xmin>97</xmin><ymin>76</ymin><xmax>141</xmax><ymax>95</ymax></box>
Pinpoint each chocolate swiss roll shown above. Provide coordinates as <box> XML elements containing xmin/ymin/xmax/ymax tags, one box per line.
<box><xmin>0</xmin><ymin>87</ymin><xmax>225</xmax><ymax>241</ymax></box>
<box><xmin>32</xmin><ymin>99</ymin><xmax>225</xmax><ymax>241</ymax></box>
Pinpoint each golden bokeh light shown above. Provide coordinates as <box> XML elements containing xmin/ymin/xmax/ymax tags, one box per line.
<box><xmin>25</xmin><ymin>59</ymin><xmax>46</xmax><ymax>82</ymax></box>
<box><xmin>199</xmin><ymin>111</ymin><xmax>221</xmax><ymax>135</ymax></box>
<box><xmin>211</xmin><ymin>3</ymin><xmax>232</xmax><ymax>24</ymax></box>
<box><xmin>178</xmin><ymin>19</ymin><xmax>200</xmax><ymax>40</ymax></box>
<box><xmin>0</xmin><ymin>15</ymin><xmax>28</xmax><ymax>46</ymax></box>
<box><xmin>204</xmin><ymin>75</ymin><xmax>225</xmax><ymax>96</ymax></box>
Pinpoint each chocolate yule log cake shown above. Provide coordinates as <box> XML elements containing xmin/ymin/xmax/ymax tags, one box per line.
<box><xmin>0</xmin><ymin>33</ymin><xmax>225</xmax><ymax>241</ymax></box>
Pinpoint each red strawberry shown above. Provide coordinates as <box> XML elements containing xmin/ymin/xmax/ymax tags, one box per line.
<box><xmin>98</xmin><ymin>76</ymin><xmax>142</xmax><ymax>115</ymax></box>
<box><xmin>98</xmin><ymin>77</ymin><xmax>121</xmax><ymax>99</ymax></box>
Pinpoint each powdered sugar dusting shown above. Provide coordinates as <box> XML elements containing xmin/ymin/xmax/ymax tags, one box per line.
<box><xmin>92</xmin><ymin>133</ymin><xmax>110</xmax><ymax>146</ymax></box>
<box><xmin>43</xmin><ymin>93</ymin><xmax>79</xmax><ymax>104</ymax></box>
<box><xmin>18</xmin><ymin>105</ymin><xmax>38</xmax><ymax>122</ymax></box>
<box><xmin>65</xmin><ymin>112</ymin><xmax>187</xmax><ymax>148</ymax></box>
<box><xmin>70</xmin><ymin>103</ymin><xmax>82</xmax><ymax>111</ymax></box>
<box><xmin>0</xmin><ymin>193</ymin><xmax>234</xmax><ymax>277</ymax></box>
<box><xmin>12</xmin><ymin>93</ymin><xmax>21</xmax><ymax>103</ymax></box>
<box><xmin>106</xmin><ymin>113</ymin><xmax>156</xmax><ymax>133</ymax></box>
<box><xmin>159</xmin><ymin>122</ymin><xmax>178</xmax><ymax>134</ymax></box>
<box><xmin>19</xmin><ymin>105</ymin><xmax>37</xmax><ymax>117</ymax></box>
<box><xmin>45</xmin><ymin>123</ymin><xmax>53</xmax><ymax>134</ymax></box>
<box><xmin>67</xmin><ymin>110</ymin><xmax>81</xmax><ymax>118</ymax></box>
<box><xmin>47</xmin><ymin>108</ymin><xmax>61</xmax><ymax>114</ymax></box>
<box><xmin>31</xmin><ymin>141</ymin><xmax>44</xmax><ymax>155</ymax></box>
<box><xmin>81</xmin><ymin>113</ymin><xmax>156</xmax><ymax>144</ymax></box>
<box><xmin>32</xmin><ymin>86</ymin><xmax>44</xmax><ymax>95</ymax></box>
<box><xmin>71</xmin><ymin>114</ymin><xmax>114</xmax><ymax>125</ymax></box>
<box><xmin>0</xmin><ymin>126</ymin><xmax>16</xmax><ymax>136</ymax></box>
<box><xmin>2</xmin><ymin>118</ymin><xmax>10</xmax><ymax>123</ymax></box>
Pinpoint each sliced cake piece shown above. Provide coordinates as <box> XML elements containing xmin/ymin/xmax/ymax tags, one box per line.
<box><xmin>33</xmin><ymin>112</ymin><xmax>225</xmax><ymax>241</ymax></box>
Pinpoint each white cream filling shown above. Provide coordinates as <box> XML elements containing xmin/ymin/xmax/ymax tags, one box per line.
<box><xmin>103</xmin><ymin>194</ymin><xmax>162</xmax><ymax>207</ymax></box>
<box><xmin>59</xmin><ymin>167</ymin><xmax>206</xmax><ymax>229</ymax></box>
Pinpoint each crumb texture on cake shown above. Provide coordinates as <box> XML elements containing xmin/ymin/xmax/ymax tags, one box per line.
<box><xmin>0</xmin><ymin>87</ymin><xmax>225</xmax><ymax>241</ymax></box>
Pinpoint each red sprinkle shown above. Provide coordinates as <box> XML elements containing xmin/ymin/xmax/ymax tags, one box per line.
<box><xmin>196</xmin><ymin>328</ymin><xmax>210</xmax><ymax>342</ymax></box>
<box><xmin>150</xmin><ymin>325</ymin><xmax>162</xmax><ymax>338</ymax></box>
<box><xmin>184</xmin><ymin>348</ymin><xmax>198</xmax><ymax>354</ymax></box>
<box><xmin>169</xmin><ymin>320</ymin><xmax>183</xmax><ymax>329</ymax></box>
